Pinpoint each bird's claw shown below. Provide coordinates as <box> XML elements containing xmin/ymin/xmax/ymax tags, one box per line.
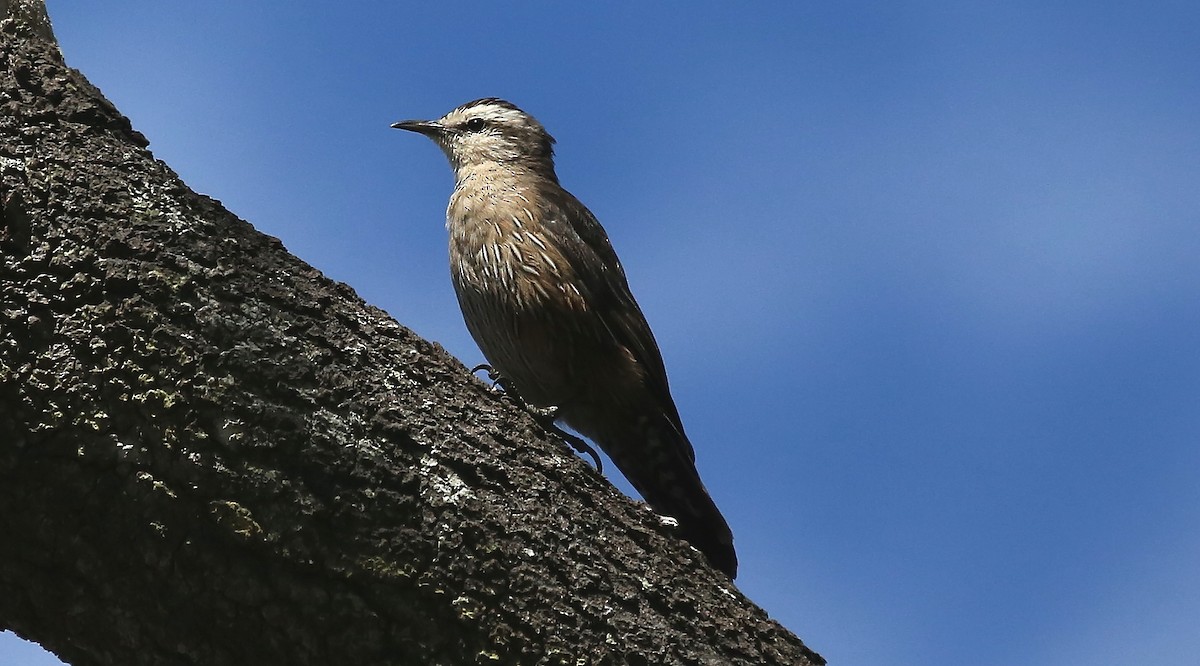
<box><xmin>471</xmin><ymin>363</ymin><xmax>512</xmax><ymax>394</ymax></box>
<box><xmin>469</xmin><ymin>364</ymin><xmax>604</xmax><ymax>473</ymax></box>
<box><xmin>470</xmin><ymin>363</ymin><xmax>498</xmax><ymax>380</ymax></box>
<box><xmin>523</xmin><ymin>402</ymin><xmax>604</xmax><ymax>473</ymax></box>
<box><xmin>548</xmin><ymin>423</ymin><xmax>604</xmax><ymax>474</ymax></box>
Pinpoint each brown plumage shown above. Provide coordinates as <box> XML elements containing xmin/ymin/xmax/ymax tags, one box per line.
<box><xmin>392</xmin><ymin>98</ymin><xmax>737</xmax><ymax>578</ymax></box>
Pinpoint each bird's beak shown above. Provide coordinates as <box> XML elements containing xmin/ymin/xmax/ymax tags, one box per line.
<box><xmin>391</xmin><ymin>119</ymin><xmax>443</xmax><ymax>136</ymax></box>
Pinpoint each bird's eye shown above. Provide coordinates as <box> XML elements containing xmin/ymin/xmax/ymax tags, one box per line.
<box><xmin>465</xmin><ymin>118</ymin><xmax>486</xmax><ymax>131</ymax></box>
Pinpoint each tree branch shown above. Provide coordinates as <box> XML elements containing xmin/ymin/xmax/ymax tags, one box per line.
<box><xmin>0</xmin><ymin>4</ymin><xmax>823</xmax><ymax>664</ymax></box>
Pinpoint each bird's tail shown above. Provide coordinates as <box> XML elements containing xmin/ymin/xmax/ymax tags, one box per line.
<box><xmin>584</xmin><ymin>412</ymin><xmax>738</xmax><ymax>579</ymax></box>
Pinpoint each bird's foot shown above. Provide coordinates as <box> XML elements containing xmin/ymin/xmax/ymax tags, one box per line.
<box><xmin>545</xmin><ymin>419</ymin><xmax>605</xmax><ymax>474</ymax></box>
<box><xmin>471</xmin><ymin>363</ymin><xmax>516</xmax><ymax>395</ymax></box>
<box><xmin>469</xmin><ymin>364</ymin><xmax>604</xmax><ymax>473</ymax></box>
<box><xmin>524</xmin><ymin>404</ymin><xmax>604</xmax><ymax>473</ymax></box>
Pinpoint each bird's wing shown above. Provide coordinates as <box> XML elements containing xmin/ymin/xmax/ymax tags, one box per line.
<box><xmin>543</xmin><ymin>187</ymin><xmax>694</xmax><ymax>461</ymax></box>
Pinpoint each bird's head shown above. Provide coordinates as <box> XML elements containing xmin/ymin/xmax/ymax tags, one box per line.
<box><xmin>392</xmin><ymin>98</ymin><xmax>556</xmax><ymax>176</ymax></box>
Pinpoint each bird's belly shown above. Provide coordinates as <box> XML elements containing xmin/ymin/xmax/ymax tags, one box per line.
<box><xmin>451</xmin><ymin>253</ymin><xmax>597</xmax><ymax>408</ymax></box>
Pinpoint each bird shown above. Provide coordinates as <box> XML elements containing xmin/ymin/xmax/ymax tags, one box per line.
<box><xmin>391</xmin><ymin>98</ymin><xmax>737</xmax><ymax>578</ymax></box>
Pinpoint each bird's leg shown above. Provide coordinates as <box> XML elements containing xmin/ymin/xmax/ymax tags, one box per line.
<box><xmin>528</xmin><ymin>407</ymin><xmax>605</xmax><ymax>474</ymax></box>
<box><xmin>470</xmin><ymin>364</ymin><xmax>604</xmax><ymax>473</ymax></box>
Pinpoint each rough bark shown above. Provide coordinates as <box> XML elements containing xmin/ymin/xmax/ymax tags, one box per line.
<box><xmin>0</xmin><ymin>4</ymin><xmax>824</xmax><ymax>665</ymax></box>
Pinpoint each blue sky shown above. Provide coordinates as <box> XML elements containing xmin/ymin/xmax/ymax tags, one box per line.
<box><xmin>5</xmin><ymin>2</ymin><xmax>1199</xmax><ymax>664</ymax></box>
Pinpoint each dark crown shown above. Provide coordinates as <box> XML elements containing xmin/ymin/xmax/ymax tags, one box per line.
<box><xmin>458</xmin><ymin>97</ymin><xmax>525</xmax><ymax>114</ymax></box>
